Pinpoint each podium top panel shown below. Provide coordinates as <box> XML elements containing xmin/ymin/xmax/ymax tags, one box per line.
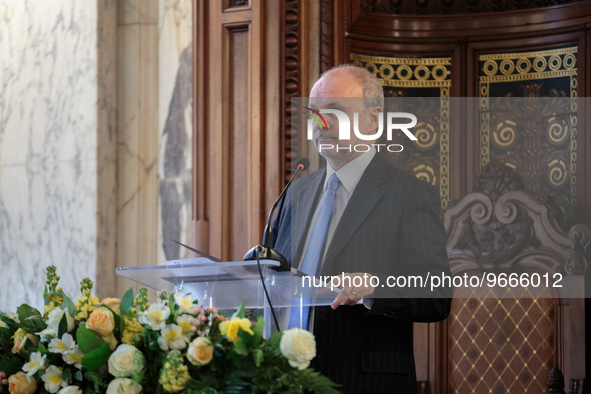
<box><xmin>116</xmin><ymin>259</ymin><xmax>287</xmax><ymax>291</ymax></box>
<box><xmin>115</xmin><ymin>259</ymin><xmax>346</xmax><ymax>309</ymax></box>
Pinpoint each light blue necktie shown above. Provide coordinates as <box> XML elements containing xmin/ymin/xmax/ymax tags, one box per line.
<box><xmin>289</xmin><ymin>173</ymin><xmax>341</xmax><ymax>330</ymax></box>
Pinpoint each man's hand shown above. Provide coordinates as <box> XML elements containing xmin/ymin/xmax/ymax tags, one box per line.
<box><xmin>331</xmin><ymin>273</ymin><xmax>376</xmax><ymax>309</ymax></box>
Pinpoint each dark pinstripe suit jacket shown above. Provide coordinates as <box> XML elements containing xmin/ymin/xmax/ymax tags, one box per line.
<box><xmin>272</xmin><ymin>153</ymin><xmax>452</xmax><ymax>394</ymax></box>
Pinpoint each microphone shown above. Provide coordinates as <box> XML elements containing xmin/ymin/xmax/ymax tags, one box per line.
<box><xmin>243</xmin><ymin>157</ymin><xmax>310</xmax><ymax>270</ymax></box>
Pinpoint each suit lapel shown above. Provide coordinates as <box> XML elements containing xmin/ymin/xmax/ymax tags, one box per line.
<box><xmin>291</xmin><ymin>169</ymin><xmax>325</xmax><ymax>265</ymax></box>
<box><xmin>321</xmin><ymin>154</ymin><xmax>389</xmax><ymax>272</ymax></box>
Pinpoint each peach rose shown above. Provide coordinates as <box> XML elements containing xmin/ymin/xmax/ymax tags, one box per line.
<box><xmin>101</xmin><ymin>298</ymin><xmax>121</xmax><ymax>315</ymax></box>
<box><xmin>12</xmin><ymin>330</ymin><xmax>37</xmax><ymax>354</ymax></box>
<box><xmin>187</xmin><ymin>337</ymin><xmax>214</xmax><ymax>366</ymax></box>
<box><xmin>8</xmin><ymin>371</ymin><xmax>37</xmax><ymax>394</ymax></box>
<box><xmin>86</xmin><ymin>308</ymin><xmax>115</xmax><ymax>337</ymax></box>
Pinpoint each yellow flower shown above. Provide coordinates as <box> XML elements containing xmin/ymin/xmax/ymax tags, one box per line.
<box><xmin>121</xmin><ymin>317</ymin><xmax>142</xmax><ymax>345</ymax></box>
<box><xmin>86</xmin><ymin>308</ymin><xmax>115</xmax><ymax>337</ymax></box>
<box><xmin>159</xmin><ymin>351</ymin><xmax>190</xmax><ymax>393</ymax></box>
<box><xmin>218</xmin><ymin>317</ymin><xmax>253</xmax><ymax>343</ymax></box>
<box><xmin>44</xmin><ymin>304</ymin><xmax>57</xmax><ymax>316</ymax></box>
<box><xmin>76</xmin><ymin>303</ymin><xmax>96</xmax><ymax>321</ymax></box>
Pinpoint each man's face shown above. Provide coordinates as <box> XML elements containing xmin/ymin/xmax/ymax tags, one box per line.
<box><xmin>308</xmin><ymin>72</ymin><xmax>381</xmax><ymax>169</ymax></box>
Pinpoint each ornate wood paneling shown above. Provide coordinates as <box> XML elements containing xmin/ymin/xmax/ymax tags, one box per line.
<box><xmin>360</xmin><ymin>0</ymin><xmax>587</xmax><ymax>15</ymax></box>
<box><xmin>283</xmin><ymin>0</ymin><xmax>303</xmax><ymax>183</ymax></box>
<box><xmin>351</xmin><ymin>52</ymin><xmax>452</xmax><ymax>210</ymax></box>
<box><xmin>479</xmin><ymin>46</ymin><xmax>579</xmax><ymax>223</ymax></box>
<box><xmin>193</xmin><ymin>0</ymin><xmax>267</xmax><ymax>261</ymax></box>
<box><xmin>319</xmin><ymin>1</ymin><xmax>591</xmax><ymax>392</ymax></box>
<box><xmin>448</xmin><ymin>296</ymin><xmax>557</xmax><ymax>394</ymax></box>
<box><xmin>444</xmin><ymin>161</ymin><xmax>590</xmax><ymax>393</ymax></box>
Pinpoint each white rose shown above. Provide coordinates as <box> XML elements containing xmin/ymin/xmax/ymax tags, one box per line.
<box><xmin>58</xmin><ymin>386</ymin><xmax>83</xmax><ymax>394</ymax></box>
<box><xmin>46</xmin><ymin>308</ymin><xmax>75</xmax><ymax>333</ymax></box>
<box><xmin>106</xmin><ymin>378</ymin><xmax>142</xmax><ymax>394</ymax></box>
<box><xmin>279</xmin><ymin>328</ymin><xmax>316</xmax><ymax>370</ymax></box>
<box><xmin>108</xmin><ymin>344</ymin><xmax>145</xmax><ymax>378</ymax></box>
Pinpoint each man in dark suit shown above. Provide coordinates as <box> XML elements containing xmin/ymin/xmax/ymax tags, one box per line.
<box><xmin>271</xmin><ymin>65</ymin><xmax>452</xmax><ymax>393</ymax></box>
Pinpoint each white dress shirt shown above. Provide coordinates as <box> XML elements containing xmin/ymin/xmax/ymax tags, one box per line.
<box><xmin>297</xmin><ymin>147</ymin><xmax>376</xmax><ymax>270</ymax></box>
<box><xmin>298</xmin><ymin>148</ymin><xmax>377</xmax><ymax>322</ymax></box>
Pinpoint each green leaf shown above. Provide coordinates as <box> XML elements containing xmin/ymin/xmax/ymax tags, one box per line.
<box><xmin>233</xmin><ymin>339</ymin><xmax>248</xmax><ymax>356</ymax></box>
<box><xmin>74</xmin><ymin>370</ymin><xmax>83</xmax><ymax>381</ymax></box>
<box><xmin>16</xmin><ymin>304</ymin><xmax>41</xmax><ymax>321</ymax></box>
<box><xmin>253</xmin><ymin>348</ymin><xmax>263</xmax><ymax>367</ymax></box>
<box><xmin>57</xmin><ymin>313</ymin><xmax>68</xmax><ymax>338</ymax></box>
<box><xmin>231</xmin><ymin>302</ymin><xmax>246</xmax><ymax>320</ymax></box>
<box><xmin>267</xmin><ymin>331</ymin><xmax>283</xmax><ymax>350</ymax></box>
<box><xmin>101</xmin><ymin>305</ymin><xmax>121</xmax><ymax>343</ymax></box>
<box><xmin>0</xmin><ymin>327</ymin><xmax>10</xmax><ymax>336</ymax></box>
<box><xmin>168</xmin><ymin>292</ymin><xmax>176</xmax><ymax>323</ymax></box>
<box><xmin>253</xmin><ymin>315</ymin><xmax>265</xmax><ymax>337</ymax></box>
<box><xmin>60</xmin><ymin>291</ymin><xmax>78</xmax><ymax>318</ymax></box>
<box><xmin>0</xmin><ymin>356</ymin><xmax>24</xmax><ymax>375</ymax></box>
<box><xmin>120</xmin><ymin>288</ymin><xmax>134</xmax><ymax>317</ymax></box>
<box><xmin>38</xmin><ymin>343</ymin><xmax>49</xmax><ymax>355</ymax></box>
<box><xmin>237</xmin><ymin>327</ymin><xmax>255</xmax><ymax>349</ymax></box>
<box><xmin>63</xmin><ymin>368</ymin><xmax>72</xmax><ymax>381</ymax></box>
<box><xmin>149</xmin><ymin>340</ymin><xmax>160</xmax><ymax>351</ymax></box>
<box><xmin>76</xmin><ymin>325</ymin><xmax>105</xmax><ymax>353</ymax></box>
<box><xmin>81</xmin><ymin>342</ymin><xmax>111</xmax><ymax>371</ymax></box>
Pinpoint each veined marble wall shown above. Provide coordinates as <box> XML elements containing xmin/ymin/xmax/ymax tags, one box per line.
<box><xmin>0</xmin><ymin>0</ymin><xmax>117</xmax><ymax>311</ymax></box>
<box><xmin>157</xmin><ymin>0</ymin><xmax>193</xmax><ymax>262</ymax></box>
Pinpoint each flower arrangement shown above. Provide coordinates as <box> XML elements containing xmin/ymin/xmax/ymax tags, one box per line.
<box><xmin>0</xmin><ymin>266</ymin><xmax>339</xmax><ymax>394</ymax></box>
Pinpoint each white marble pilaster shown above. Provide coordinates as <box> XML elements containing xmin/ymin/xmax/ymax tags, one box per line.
<box><xmin>0</xmin><ymin>0</ymin><xmax>99</xmax><ymax>311</ymax></box>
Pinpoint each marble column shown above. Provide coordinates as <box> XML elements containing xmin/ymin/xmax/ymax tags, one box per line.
<box><xmin>0</xmin><ymin>0</ymin><xmax>117</xmax><ymax>311</ymax></box>
<box><xmin>116</xmin><ymin>0</ymin><xmax>160</xmax><ymax>295</ymax></box>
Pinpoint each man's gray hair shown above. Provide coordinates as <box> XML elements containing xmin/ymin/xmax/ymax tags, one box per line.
<box><xmin>320</xmin><ymin>64</ymin><xmax>384</xmax><ymax>110</ymax></box>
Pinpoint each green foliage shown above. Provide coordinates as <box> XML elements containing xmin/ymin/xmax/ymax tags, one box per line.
<box><xmin>266</xmin><ymin>330</ymin><xmax>283</xmax><ymax>351</ymax></box>
<box><xmin>57</xmin><ymin>313</ymin><xmax>68</xmax><ymax>337</ymax></box>
<box><xmin>0</xmin><ymin>354</ymin><xmax>24</xmax><ymax>375</ymax></box>
<box><xmin>1</xmin><ymin>266</ymin><xmax>340</xmax><ymax>394</ymax></box>
<box><xmin>81</xmin><ymin>342</ymin><xmax>112</xmax><ymax>371</ymax></box>
<box><xmin>253</xmin><ymin>316</ymin><xmax>265</xmax><ymax>337</ymax></box>
<box><xmin>17</xmin><ymin>304</ymin><xmax>41</xmax><ymax>321</ymax></box>
<box><xmin>230</xmin><ymin>302</ymin><xmax>246</xmax><ymax>320</ymax></box>
<box><xmin>84</xmin><ymin>370</ymin><xmax>109</xmax><ymax>394</ymax></box>
<box><xmin>102</xmin><ymin>304</ymin><xmax>122</xmax><ymax>343</ymax></box>
<box><xmin>253</xmin><ymin>349</ymin><xmax>263</xmax><ymax>367</ymax></box>
<box><xmin>60</xmin><ymin>290</ymin><xmax>78</xmax><ymax>318</ymax></box>
<box><xmin>76</xmin><ymin>325</ymin><xmax>106</xmax><ymax>353</ymax></box>
<box><xmin>120</xmin><ymin>288</ymin><xmax>135</xmax><ymax>317</ymax></box>
<box><xmin>15</xmin><ymin>304</ymin><xmax>47</xmax><ymax>333</ymax></box>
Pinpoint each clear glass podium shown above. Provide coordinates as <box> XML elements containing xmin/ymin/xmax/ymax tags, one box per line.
<box><xmin>116</xmin><ymin>258</ymin><xmax>342</xmax><ymax>337</ymax></box>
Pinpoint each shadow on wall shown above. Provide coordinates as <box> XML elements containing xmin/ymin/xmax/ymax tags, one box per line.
<box><xmin>160</xmin><ymin>45</ymin><xmax>192</xmax><ymax>261</ymax></box>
